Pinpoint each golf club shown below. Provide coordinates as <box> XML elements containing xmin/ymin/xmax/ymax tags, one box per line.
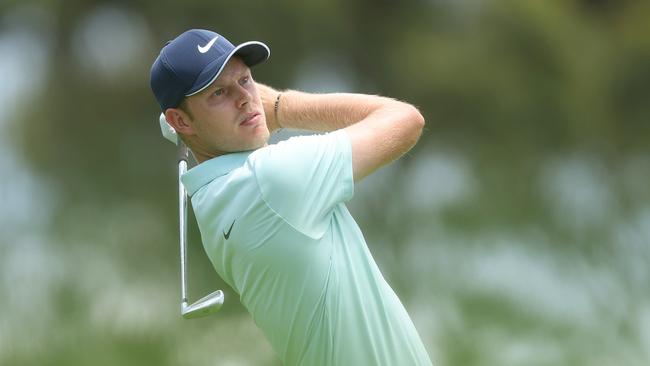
<box><xmin>162</xmin><ymin>113</ymin><xmax>224</xmax><ymax>318</ymax></box>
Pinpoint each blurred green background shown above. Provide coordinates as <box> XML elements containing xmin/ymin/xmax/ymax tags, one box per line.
<box><xmin>1</xmin><ymin>0</ymin><xmax>649</xmax><ymax>365</ymax></box>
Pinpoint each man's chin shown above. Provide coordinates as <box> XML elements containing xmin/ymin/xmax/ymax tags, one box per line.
<box><xmin>253</xmin><ymin>128</ymin><xmax>271</xmax><ymax>147</ymax></box>
<box><xmin>251</xmin><ymin>137</ymin><xmax>270</xmax><ymax>150</ymax></box>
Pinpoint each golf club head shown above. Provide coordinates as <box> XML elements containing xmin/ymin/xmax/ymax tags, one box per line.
<box><xmin>160</xmin><ymin>113</ymin><xmax>179</xmax><ymax>145</ymax></box>
<box><xmin>181</xmin><ymin>290</ymin><xmax>225</xmax><ymax>319</ymax></box>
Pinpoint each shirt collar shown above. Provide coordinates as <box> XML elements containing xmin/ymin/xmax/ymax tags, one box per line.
<box><xmin>181</xmin><ymin>150</ymin><xmax>253</xmax><ymax>196</ymax></box>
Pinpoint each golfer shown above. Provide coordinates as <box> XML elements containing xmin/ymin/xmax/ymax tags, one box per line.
<box><xmin>150</xmin><ymin>29</ymin><xmax>433</xmax><ymax>366</ymax></box>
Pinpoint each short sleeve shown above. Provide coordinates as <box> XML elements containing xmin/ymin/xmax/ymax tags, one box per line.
<box><xmin>252</xmin><ymin>129</ymin><xmax>354</xmax><ymax>238</ymax></box>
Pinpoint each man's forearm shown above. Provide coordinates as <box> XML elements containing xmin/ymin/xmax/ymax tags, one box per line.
<box><xmin>258</xmin><ymin>83</ymin><xmax>399</xmax><ymax>133</ymax></box>
<box><xmin>257</xmin><ymin>82</ymin><xmax>425</xmax><ymax>182</ymax></box>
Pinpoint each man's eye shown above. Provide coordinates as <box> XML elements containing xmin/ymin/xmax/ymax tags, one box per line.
<box><xmin>241</xmin><ymin>76</ymin><xmax>250</xmax><ymax>85</ymax></box>
<box><xmin>214</xmin><ymin>89</ymin><xmax>224</xmax><ymax>96</ymax></box>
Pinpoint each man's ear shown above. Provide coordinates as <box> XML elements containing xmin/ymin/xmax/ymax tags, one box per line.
<box><xmin>164</xmin><ymin>108</ymin><xmax>195</xmax><ymax>136</ymax></box>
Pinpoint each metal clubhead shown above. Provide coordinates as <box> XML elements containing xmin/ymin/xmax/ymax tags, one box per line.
<box><xmin>160</xmin><ymin>113</ymin><xmax>179</xmax><ymax>145</ymax></box>
<box><xmin>181</xmin><ymin>290</ymin><xmax>225</xmax><ymax>319</ymax></box>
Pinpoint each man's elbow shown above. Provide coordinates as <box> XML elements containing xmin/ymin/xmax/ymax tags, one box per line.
<box><xmin>403</xmin><ymin>104</ymin><xmax>425</xmax><ymax>144</ymax></box>
<box><xmin>409</xmin><ymin>104</ymin><xmax>425</xmax><ymax>129</ymax></box>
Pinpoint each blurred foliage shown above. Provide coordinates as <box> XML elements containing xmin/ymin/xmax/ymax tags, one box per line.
<box><xmin>7</xmin><ymin>0</ymin><xmax>650</xmax><ymax>201</ymax></box>
<box><xmin>1</xmin><ymin>0</ymin><xmax>649</xmax><ymax>365</ymax></box>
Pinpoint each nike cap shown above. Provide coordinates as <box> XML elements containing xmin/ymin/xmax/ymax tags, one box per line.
<box><xmin>150</xmin><ymin>29</ymin><xmax>270</xmax><ymax>110</ymax></box>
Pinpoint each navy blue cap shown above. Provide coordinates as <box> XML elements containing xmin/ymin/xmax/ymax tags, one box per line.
<box><xmin>150</xmin><ymin>29</ymin><xmax>270</xmax><ymax>110</ymax></box>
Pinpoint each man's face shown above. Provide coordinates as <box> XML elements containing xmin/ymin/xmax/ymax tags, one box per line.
<box><xmin>183</xmin><ymin>57</ymin><xmax>269</xmax><ymax>157</ymax></box>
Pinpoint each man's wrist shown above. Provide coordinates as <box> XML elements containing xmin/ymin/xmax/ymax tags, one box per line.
<box><xmin>256</xmin><ymin>82</ymin><xmax>282</xmax><ymax>132</ymax></box>
<box><xmin>273</xmin><ymin>93</ymin><xmax>282</xmax><ymax>129</ymax></box>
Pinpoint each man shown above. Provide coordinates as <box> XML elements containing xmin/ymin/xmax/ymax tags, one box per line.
<box><xmin>150</xmin><ymin>29</ymin><xmax>433</xmax><ymax>366</ymax></box>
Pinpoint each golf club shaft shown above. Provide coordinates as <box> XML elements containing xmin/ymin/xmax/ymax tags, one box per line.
<box><xmin>179</xmin><ymin>144</ymin><xmax>189</xmax><ymax>305</ymax></box>
<box><xmin>176</xmin><ymin>143</ymin><xmax>224</xmax><ymax>318</ymax></box>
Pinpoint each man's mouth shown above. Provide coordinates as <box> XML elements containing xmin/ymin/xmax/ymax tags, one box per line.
<box><xmin>240</xmin><ymin>112</ymin><xmax>261</xmax><ymax>126</ymax></box>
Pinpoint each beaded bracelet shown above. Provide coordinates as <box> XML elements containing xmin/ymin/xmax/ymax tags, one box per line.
<box><xmin>274</xmin><ymin>93</ymin><xmax>282</xmax><ymax>126</ymax></box>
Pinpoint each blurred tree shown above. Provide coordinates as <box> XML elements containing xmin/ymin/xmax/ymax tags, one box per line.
<box><xmin>2</xmin><ymin>0</ymin><xmax>649</xmax><ymax>365</ymax></box>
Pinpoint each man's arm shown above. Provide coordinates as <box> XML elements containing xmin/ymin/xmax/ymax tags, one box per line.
<box><xmin>258</xmin><ymin>83</ymin><xmax>425</xmax><ymax>182</ymax></box>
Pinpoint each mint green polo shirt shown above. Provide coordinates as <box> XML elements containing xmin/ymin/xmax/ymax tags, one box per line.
<box><xmin>181</xmin><ymin>130</ymin><xmax>432</xmax><ymax>366</ymax></box>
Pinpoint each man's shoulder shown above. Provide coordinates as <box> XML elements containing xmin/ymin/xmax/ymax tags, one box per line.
<box><xmin>246</xmin><ymin>130</ymin><xmax>352</xmax><ymax>203</ymax></box>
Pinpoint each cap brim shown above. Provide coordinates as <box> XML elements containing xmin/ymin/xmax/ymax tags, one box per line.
<box><xmin>185</xmin><ymin>41</ymin><xmax>270</xmax><ymax>97</ymax></box>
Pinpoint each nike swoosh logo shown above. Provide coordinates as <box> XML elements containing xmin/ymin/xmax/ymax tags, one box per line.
<box><xmin>197</xmin><ymin>36</ymin><xmax>219</xmax><ymax>54</ymax></box>
<box><xmin>223</xmin><ymin>220</ymin><xmax>236</xmax><ymax>240</ymax></box>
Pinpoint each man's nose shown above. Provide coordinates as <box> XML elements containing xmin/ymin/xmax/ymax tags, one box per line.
<box><xmin>235</xmin><ymin>85</ymin><xmax>252</xmax><ymax>108</ymax></box>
